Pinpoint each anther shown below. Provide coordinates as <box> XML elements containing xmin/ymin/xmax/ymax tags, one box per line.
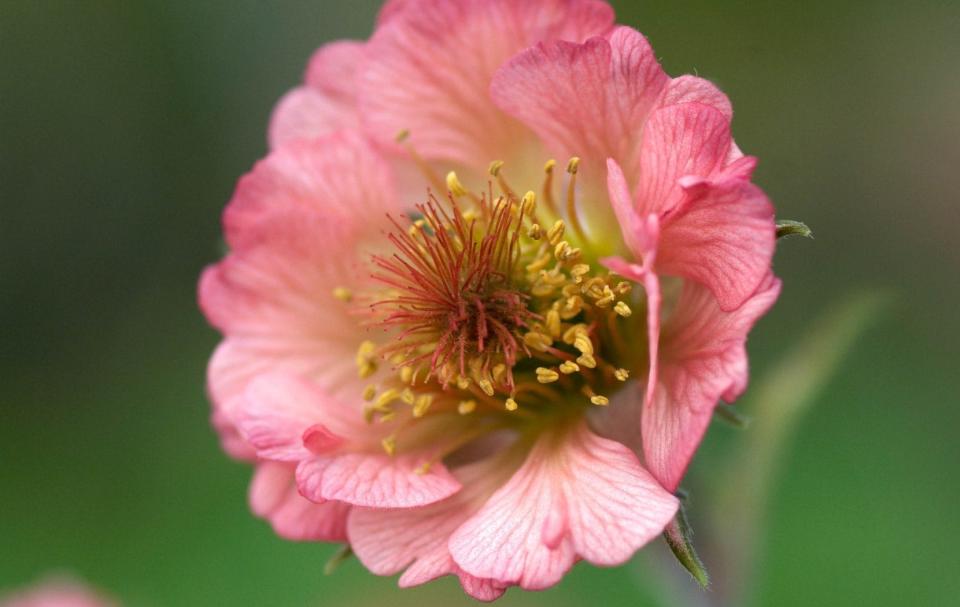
<box><xmin>576</xmin><ymin>353</ymin><xmax>597</xmax><ymax>369</ymax></box>
<box><xmin>505</xmin><ymin>398</ymin><xmax>518</xmax><ymax>411</ymax></box>
<box><xmin>399</xmin><ymin>366</ymin><xmax>414</xmax><ymax>383</ymax></box>
<box><xmin>545</xmin><ymin>308</ymin><xmax>562</xmax><ymax>339</ymax></box>
<box><xmin>590</xmin><ymin>395</ymin><xmax>610</xmax><ymax>406</ymax></box>
<box><xmin>488</xmin><ymin>160</ymin><xmax>504</xmax><ymax>176</ymax></box>
<box><xmin>614</xmin><ymin>368</ymin><xmax>630</xmax><ymax>381</ymax></box>
<box><xmin>521</xmin><ymin>191</ymin><xmax>537</xmax><ymax>215</ymax></box>
<box><xmin>413</xmin><ymin>395</ymin><xmax>433</xmax><ymax>418</ymax></box>
<box><xmin>362</xmin><ymin>385</ymin><xmax>377</xmax><ymax>401</ymax></box>
<box><xmin>536</xmin><ymin>367</ymin><xmax>560</xmax><ymax>383</ymax></box>
<box><xmin>527</xmin><ymin>223</ymin><xmax>542</xmax><ymax>240</ymax></box>
<box><xmin>477</xmin><ymin>378</ymin><xmax>495</xmax><ymax>397</ymax></box>
<box><xmin>523</xmin><ymin>331</ymin><xmax>553</xmax><ymax>352</ymax></box>
<box><xmin>400</xmin><ymin>388</ymin><xmax>416</xmax><ymax>405</ymax></box>
<box><xmin>375</xmin><ymin>388</ymin><xmax>400</xmax><ymax>409</ymax></box>
<box><xmin>614</xmin><ymin>301</ymin><xmax>633</xmax><ymax>317</ymax></box>
<box><xmin>547</xmin><ymin>220</ymin><xmax>566</xmax><ymax>246</ymax></box>
<box><xmin>615</xmin><ymin>281</ymin><xmax>633</xmax><ymax>295</ymax></box>
<box><xmin>446</xmin><ymin>171</ymin><xmax>468</xmax><ymax>197</ymax></box>
<box><xmin>381</xmin><ymin>436</ymin><xmax>397</xmax><ymax>456</ymax></box>
<box><xmin>458</xmin><ymin>400</ymin><xmax>477</xmax><ymax>415</ymax></box>
<box><xmin>356</xmin><ymin>341</ymin><xmax>378</xmax><ymax>378</ymax></box>
<box><xmin>332</xmin><ymin>287</ymin><xmax>352</xmax><ymax>302</ymax></box>
<box><xmin>574</xmin><ymin>334</ymin><xmax>594</xmax><ymax>356</ymax></box>
<box><xmin>563</xmin><ymin>324</ymin><xmax>588</xmax><ymax>345</ymax></box>
<box><xmin>559</xmin><ymin>360</ymin><xmax>580</xmax><ymax>374</ymax></box>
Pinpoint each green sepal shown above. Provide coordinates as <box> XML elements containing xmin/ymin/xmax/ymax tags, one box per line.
<box><xmin>714</xmin><ymin>404</ymin><xmax>752</xmax><ymax>429</ymax></box>
<box><xmin>775</xmin><ymin>219</ymin><xmax>813</xmax><ymax>240</ymax></box>
<box><xmin>663</xmin><ymin>501</ymin><xmax>710</xmax><ymax>589</ymax></box>
<box><xmin>324</xmin><ymin>545</ymin><xmax>354</xmax><ymax>575</ymax></box>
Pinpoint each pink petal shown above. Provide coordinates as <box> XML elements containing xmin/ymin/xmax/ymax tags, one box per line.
<box><xmin>222</xmin><ymin>131</ymin><xmax>396</xmax><ymax>251</ymax></box>
<box><xmin>492</xmin><ymin>27</ymin><xmax>668</xmax><ymax>184</ymax></box>
<box><xmin>449</xmin><ymin>421</ymin><xmax>678</xmax><ymax>590</ymax></box>
<box><xmin>643</xmin><ymin>276</ymin><xmax>781</xmax><ymax>491</ymax></box>
<box><xmin>348</xmin><ymin>458</ymin><xmax>514</xmax><ymax>600</ymax></box>
<box><xmin>657</xmin><ymin>178</ymin><xmax>776</xmax><ymax>311</ymax></box>
<box><xmin>231</xmin><ymin>373</ymin><xmax>352</xmax><ymax>462</ymax></box>
<box><xmin>249</xmin><ymin>462</ymin><xmax>350</xmax><ymax>541</ymax></box>
<box><xmin>659</xmin><ymin>75</ymin><xmax>733</xmax><ymax>118</ymax></box>
<box><xmin>358</xmin><ymin>0</ymin><xmax>614</xmax><ymax>166</ymax></box>
<box><xmin>297</xmin><ymin>452</ymin><xmax>461</xmax><ymax>508</ymax></box>
<box><xmin>268</xmin><ymin>42</ymin><xmax>364</xmax><ymax>149</ymax></box>
<box><xmin>635</xmin><ymin>103</ymin><xmax>736</xmax><ymax>218</ymax></box>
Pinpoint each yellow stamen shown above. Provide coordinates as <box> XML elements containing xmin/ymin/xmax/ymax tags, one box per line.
<box><xmin>565</xmin><ymin>156</ymin><xmax>586</xmax><ymax>242</ymax></box>
<box><xmin>505</xmin><ymin>398</ymin><xmax>519</xmax><ymax>411</ymax></box>
<box><xmin>332</xmin><ymin>287</ymin><xmax>352</xmax><ymax>302</ymax></box>
<box><xmin>590</xmin><ymin>395</ymin><xmax>610</xmax><ymax>406</ymax></box>
<box><xmin>542</xmin><ymin>159</ymin><xmax>559</xmax><ymax>217</ymax></box>
<box><xmin>477</xmin><ymin>378</ymin><xmax>495</xmax><ymax>396</ymax></box>
<box><xmin>458</xmin><ymin>400</ymin><xmax>477</xmax><ymax>415</ymax></box>
<box><xmin>521</xmin><ymin>191</ymin><xmax>537</xmax><ymax>216</ymax></box>
<box><xmin>574</xmin><ymin>334</ymin><xmax>594</xmax><ymax>356</ymax></box>
<box><xmin>356</xmin><ymin>340</ymin><xmax>378</xmax><ymax>378</ymax></box>
<box><xmin>614</xmin><ymin>301</ymin><xmax>633</xmax><ymax>317</ymax></box>
<box><xmin>536</xmin><ymin>367</ymin><xmax>560</xmax><ymax>383</ymax></box>
<box><xmin>400</xmin><ymin>388</ymin><xmax>416</xmax><ymax>405</ymax></box>
<box><xmin>577</xmin><ymin>353</ymin><xmax>597</xmax><ymax>369</ymax></box>
<box><xmin>362</xmin><ymin>385</ymin><xmax>377</xmax><ymax>401</ymax></box>
<box><xmin>562</xmin><ymin>323</ymin><xmax>588</xmax><ymax>345</ymax></box>
<box><xmin>381</xmin><ymin>436</ymin><xmax>397</xmax><ymax>456</ymax></box>
<box><xmin>413</xmin><ymin>394</ymin><xmax>433</xmax><ymax>418</ymax></box>
<box><xmin>614</xmin><ymin>368</ymin><xmax>630</xmax><ymax>381</ymax></box>
<box><xmin>545</xmin><ymin>308</ymin><xmax>562</xmax><ymax>339</ymax></box>
<box><xmin>523</xmin><ymin>331</ymin><xmax>553</xmax><ymax>352</ymax></box>
<box><xmin>399</xmin><ymin>366</ymin><xmax>414</xmax><ymax>383</ymax></box>
<box><xmin>547</xmin><ymin>220</ymin><xmax>565</xmax><ymax>246</ymax></box>
<box><xmin>527</xmin><ymin>223</ymin><xmax>542</xmax><ymax>240</ymax></box>
<box><xmin>559</xmin><ymin>360</ymin><xmax>580</xmax><ymax>374</ymax></box>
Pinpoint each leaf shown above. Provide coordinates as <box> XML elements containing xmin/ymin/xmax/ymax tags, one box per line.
<box><xmin>663</xmin><ymin>502</ymin><xmax>710</xmax><ymax>589</ymax></box>
<box><xmin>324</xmin><ymin>544</ymin><xmax>353</xmax><ymax>575</ymax></box>
<box><xmin>713</xmin><ymin>405</ymin><xmax>751</xmax><ymax>429</ymax></box>
<box><xmin>775</xmin><ymin>219</ymin><xmax>813</xmax><ymax>240</ymax></box>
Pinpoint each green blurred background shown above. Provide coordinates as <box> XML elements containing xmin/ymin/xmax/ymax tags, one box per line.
<box><xmin>2</xmin><ymin>1</ymin><xmax>957</xmax><ymax>605</ymax></box>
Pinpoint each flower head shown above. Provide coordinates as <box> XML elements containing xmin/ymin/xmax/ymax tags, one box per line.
<box><xmin>200</xmin><ymin>0</ymin><xmax>780</xmax><ymax>599</ymax></box>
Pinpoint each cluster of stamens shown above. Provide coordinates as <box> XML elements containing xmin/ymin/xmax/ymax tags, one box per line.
<box><xmin>335</xmin><ymin>153</ymin><xmax>645</xmax><ymax>456</ymax></box>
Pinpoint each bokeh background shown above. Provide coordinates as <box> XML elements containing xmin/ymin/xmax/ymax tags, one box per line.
<box><xmin>2</xmin><ymin>1</ymin><xmax>958</xmax><ymax>605</ymax></box>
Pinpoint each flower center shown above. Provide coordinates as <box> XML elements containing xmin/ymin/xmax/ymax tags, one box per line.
<box><xmin>340</xmin><ymin>159</ymin><xmax>649</xmax><ymax>456</ymax></box>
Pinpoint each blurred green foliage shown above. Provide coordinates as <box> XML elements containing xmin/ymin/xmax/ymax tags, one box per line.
<box><xmin>1</xmin><ymin>1</ymin><xmax>958</xmax><ymax>605</ymax></box>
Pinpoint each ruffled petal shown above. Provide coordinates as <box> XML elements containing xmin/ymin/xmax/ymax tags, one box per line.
<box><xmin>657</xmin><ymin>177</ymin><xmax>776</xmax><ymax>311</ymax></box>
<box><xmin>659</xmin><ymin>75</ymin><xmax>732</xmax><ymax>118</ymax></box>
<box><xmin>268</xmin><ymin>42</ymin><xmax>364</xmax><ymax>149</ymax></box>
<box><xmin>223</xmin><ymin>131</ymin><xmax>396</xmax><ymax>250</ymax></box>
<box><xmin>230</xmin><ymin>373</ymin><xmax>361</xmax><ymax>462</ymax></box>
<box><xmin>450</xmin><ymin>421</ymin><xmax>677</xmax><ymax>590</ymax></box>
<box><xmin>492</xmin><ymin>27</ymin><xmax>668</xmax><ymax>185</ymax></box>
<box><xmin>635</xmin><ymin>102</ymin><xmax>736</xmax><ymax>217</ymax></box>
<box><xmin>249</xmin><ymin>462</ymin><xmax>350</xmax><ymax>542</ymax></box>
<box><xmin>358</xmin><ymin>0</ymin><xmax>614</xmax><ymax>166</ymax></box>
<box><xmin>297</xmin><ymin>452</ymin><xmax>461</xmax><ymax>509</ymax></box>
<box><xmin>643</xmin><ymin>276</ymin><xmax>781</xmax><ymax>491</ymax></box>
<box><xmin>348</xmin><ymin>457</ymin><xmax>515</xmax><ymax>601</ymax></box>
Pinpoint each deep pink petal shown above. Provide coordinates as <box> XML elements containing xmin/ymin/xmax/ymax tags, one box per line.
<box><xmin>493</xmin><ymin>27</ymin><xmax>668</xmax><ymax>184</ymax></box>
<box><xmin>358</xmin><ymin>0</ymin><xmax>614</xmax><ymax>166</ymax></box>
<box><xmin>249</xmin><ymin>462</ymin><xmax>350</xmax><ymax>541</ymax></box>
<box><xmin>268</xmin><ymin>41</ymin><xmax>364</xmax><ymax>149</ymax></box>
<box><xmin>657</xmin><ymin>178</ymin><xmax>776</xmax><ymax>311</ymax></box>
<box><xmin>297</xmin><ymin>452</ymin><xmax>461</xmax><ymax>509</ymax></box>
<box><xmin>643</xmin><ymin>276</ymin><xmax>781</xmax><ymax>490</ymax></box>
<box><xmin>450</xmin><ymin>421</ymin><xmax>677</xmax><ymax>590</ymax></box>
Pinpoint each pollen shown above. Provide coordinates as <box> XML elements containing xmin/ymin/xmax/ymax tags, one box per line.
<box><xmin>559</xmin><ymin>360</ymin><xmax>580</xmax><ymax>374</ymax></box>
<box><xmin>536</xmin><ymin>367</ymin><xmax>560</xmax><ymax>383</ymax></box>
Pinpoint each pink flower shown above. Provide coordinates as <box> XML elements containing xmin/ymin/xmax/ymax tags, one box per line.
<box><xmin>199</xmin><ymin>0</ymin><xmax>780</xmax><ymax>599</ymax></box>
<box><xmin>0</xmin><ymin>579</ymin><xmax>116</xmax><ymax>607</ymax></box>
